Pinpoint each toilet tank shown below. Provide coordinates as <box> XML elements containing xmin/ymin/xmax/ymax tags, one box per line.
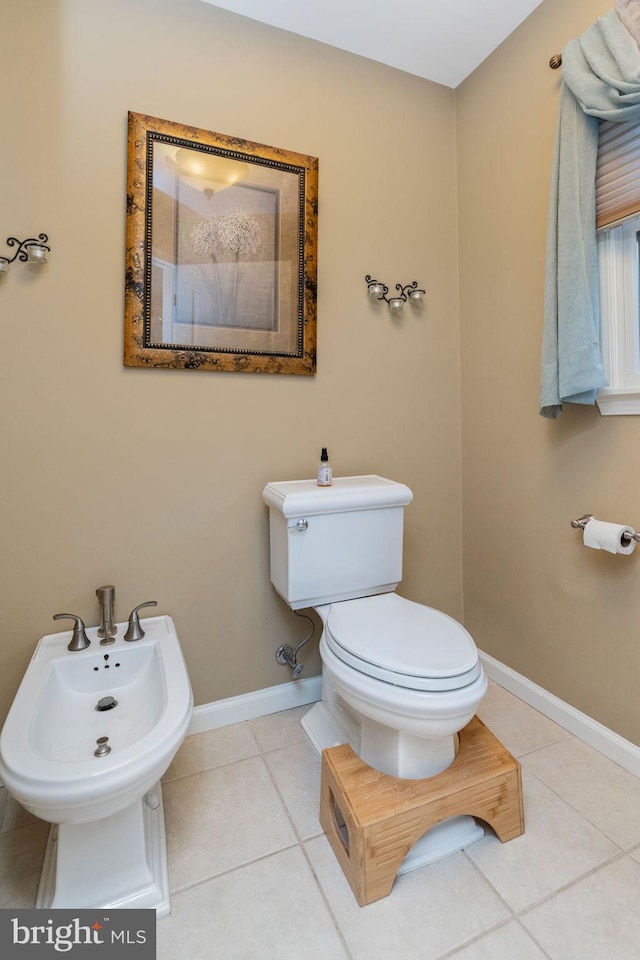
<box><xmin>262</xmin><ymin>475</ymin><xmax>413</xmax><ymax>610</ymax></box>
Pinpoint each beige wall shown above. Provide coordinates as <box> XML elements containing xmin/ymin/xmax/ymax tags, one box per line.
<box><xmin>457</xmin><ymin>0</ymin><xmax>640</xmax><ymax>745</ymax></box>
<box><xmin>0</xmin><ymin>0</ymin><xmax>462</xmax><ymax>723</ymax></box>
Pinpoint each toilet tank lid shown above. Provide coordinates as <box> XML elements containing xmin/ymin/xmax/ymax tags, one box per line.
<box><xmin>262</xmin><ymin>475</ymin><xmax>413</xmax><ymax>518</ymax></box>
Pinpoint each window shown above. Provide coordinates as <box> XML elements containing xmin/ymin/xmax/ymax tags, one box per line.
<box><xmin>596</xmin><ymin>119</ymin><xmax>640</xmax><ymax>415</ymax></box>
<box><xmin>597</xmin><ymin>215</ymin><xmax>640</xmax><ymax>415</ymax></box>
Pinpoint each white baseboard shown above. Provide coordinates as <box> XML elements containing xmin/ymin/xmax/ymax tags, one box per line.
<box><xmin>187</xmin><ymin>675</ymin><xmax>322</xmax><ymax>736</ymax></box>
<box><xmin>480</xmin><ymin>651</ymin><xmax>640</xmax><ymax>778</ymax></box>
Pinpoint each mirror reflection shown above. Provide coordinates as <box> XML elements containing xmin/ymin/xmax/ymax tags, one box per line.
<box><xmin>150</xmin><ymin>142</ymin><xmax>299</xmax><ymax>354</ymax></box>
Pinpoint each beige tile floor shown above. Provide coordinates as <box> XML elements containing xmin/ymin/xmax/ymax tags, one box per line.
<box><xmin>2</xmin><ymin>681</ymin><xmax>640</xmax><ymax>958</ymax></box>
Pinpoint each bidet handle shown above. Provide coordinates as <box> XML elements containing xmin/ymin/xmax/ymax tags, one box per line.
<box><xmin>124</xmin><ymin>601</ymin><xmax>158</xmax><ymax>642</ymax></box>
<box><xmin>53</xmin><ymin>613</ymin><xmax>91</xmax><ymax>652</ymax></box>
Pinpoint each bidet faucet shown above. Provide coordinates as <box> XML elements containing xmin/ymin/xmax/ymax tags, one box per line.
<box><xmin>53</xmin><ymin>614</ymin><xmax>91</xmax><ymax>652</ymax></box>
<box><xmin>96</xmin><ymin>585</ymin><xmax>117</xmax><ymax>644</ymax></box>
<box><xmin>124</xmin><ymin>601</ymin><xmax>158</xmax><ymax>641</ymax></box>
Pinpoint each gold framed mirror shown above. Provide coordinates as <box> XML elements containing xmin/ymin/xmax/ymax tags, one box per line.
<box><xmin>124</xmin><ymin>112</ymin><xmax>318</xmax><ymax>375</ymax></box>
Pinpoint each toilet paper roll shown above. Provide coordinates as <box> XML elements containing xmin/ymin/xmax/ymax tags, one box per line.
<box><xmin>583</xmin><ymin>519</ymin><xmax>636</xmax><ymax>555</ymax></box>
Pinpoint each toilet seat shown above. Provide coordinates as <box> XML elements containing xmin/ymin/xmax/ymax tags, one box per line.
<box><xmin>324</xmin><ymin>593</ymin><xmax>482</xmax><ymax>692</ymax></box>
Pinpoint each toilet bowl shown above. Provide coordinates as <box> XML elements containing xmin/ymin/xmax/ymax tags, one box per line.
<box><xmin>263</xmin><ymin>475</ymin><xmax>488</xmax><ymax>869</ymax></box>
<box><xmin>0</xmin><ymin>615</ymin><xmax>193</xmax><ymax>915</ymax></box>
<box><xmin>316</xmin><ymin>593</ymin><xmax>488</xmax><ymax>777</ymax></box>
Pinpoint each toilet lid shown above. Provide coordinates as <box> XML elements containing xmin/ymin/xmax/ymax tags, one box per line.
<box><xmin>324</xmin><ymin>593</ymin><xmax>482</xmax><ymax>692</ymax></box>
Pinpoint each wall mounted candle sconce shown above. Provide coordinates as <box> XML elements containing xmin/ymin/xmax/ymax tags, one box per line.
<box><xmin>365</xmin><ymin>275</ymin><xmax>425</xmax><ymax>314</ymax></box>
<box><xmin>0</xmin><ymin>234</ymin><xmax>51</xmax><ymax>276</ymax></box>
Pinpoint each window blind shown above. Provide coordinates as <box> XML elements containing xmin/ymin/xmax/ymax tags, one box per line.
<box><xmin>596</xmin><ymin>118</ymin><xmax>640</xmax><ymax>229</ymax></box>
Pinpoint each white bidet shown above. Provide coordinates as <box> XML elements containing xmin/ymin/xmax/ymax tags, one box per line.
<box><xmin>0</xmin><ymin>615</ymin><xmax>193</xmax><ymax>916</ymax></box>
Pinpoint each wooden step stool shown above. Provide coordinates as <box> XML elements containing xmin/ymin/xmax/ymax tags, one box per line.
<box><xmin>319</xmin><ymin>715</ymin><xmax>524</xmax><ymax>906</ymax></box>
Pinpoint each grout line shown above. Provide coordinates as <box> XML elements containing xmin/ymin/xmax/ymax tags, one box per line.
<box><xmin>164</xmin><ymin>708</ymin><xmax>314</xmax><ymax>786</ymax></box>
<box><xmin>0</xmin><ymin>813</ymin><xmax>50</xmax><ymax>842</ymax></box>
<box><xmin>511</xmin><ymin>736</ymin><xmax>576</xmax><ymax>762</ymax></box>
<box><xmin>161</xmin><ymin>755</ymin><xmax>261</xmax><ymax>785</ymax></box>
<box><xmin>433</xmin><ymin>917</ymin><xmax>520</xmax><ymax>960</ymax></box>
<box><xmin>165</xmin><ymin>842</ymin><xmax>302</xmax><ymax>902</ymax></box>
<box><xmin>259</xmin><ymin>757</ymin><xmax>356</xmax><ymax>960</ymax></box>
<box><xmin>161</xmin><ymin>748</ymin><xmax>262</xmax><ymax>784</ymax></box>
<box><xmin>260</xmin><ymin>744</ymin><xmax>312</xmax><ymax>847</ymax></box>
<box><xmin>161</xmin><ymin>725</ymin><xmax>266</xmax><ymax>784</ymax></box>
<box><xmin>298</xmin><ymin>838</ymin><xmax>357</xmax><ymax>960</ymax></box>
<box><xmin>253</xmin><ymin>735</ymin><xmax>312</xmax><ymax>756</ymax></box>
<box><xmin>460</xmin><ymin>812</ymin><xmax>629</xmax><ymax>928</ymax></box>
<box><xmin>163</xmin><ymin>750</ymin><xmax>308</xmax><ymax>905</ymax></box>
<box><xmin>521</xmin><ymin>766</ymin><xmax>630</xmax><ymax>854</ymax></box>
<box><xmin>503</xmin><ymin>732</ymin><xmax>575</xmax><ymax>762</ymax></box>
<box><xmin>462</xmin><ymin>846</ymin><xmax>519</xmax><ymax>917</ymax></box>
<box><xmin>514</xmin><ymin>847</ymin><xmax>629</xmax><ymax>919</ymax></box>
<box><xmin>512</xmin><ymin>916</ymin><xmax>555</xmax><ymax>960</ymax></box>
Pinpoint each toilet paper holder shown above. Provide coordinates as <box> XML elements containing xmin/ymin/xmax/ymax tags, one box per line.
<box><xmin>570</xmin><ymin>514</ymin><xmax>640</xmax><ymax>546</ymax></box>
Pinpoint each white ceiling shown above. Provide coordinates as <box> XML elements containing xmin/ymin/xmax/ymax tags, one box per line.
<box><xmin>201</xmin><ymin>0</ymin><xmax>545</xmax><ymax>88</ymax></box>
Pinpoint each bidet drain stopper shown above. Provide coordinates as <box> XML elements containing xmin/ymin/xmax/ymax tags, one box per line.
<box><xmin>95</xmin><ymin>696</ymin><xmax>117</xmax><ymax>712</ymax></box>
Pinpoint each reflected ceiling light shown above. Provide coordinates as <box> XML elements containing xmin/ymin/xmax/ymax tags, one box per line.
<box><xmin>174</xmin><ymin>148</ymin><xmax>250</xmax><ymax>196</ymax></box>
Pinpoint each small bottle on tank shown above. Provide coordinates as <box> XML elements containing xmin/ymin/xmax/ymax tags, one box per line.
<box><xmin>317</xmin><ymin>447</ymin><xmax>332</xmax><ymax>486</ymax></box>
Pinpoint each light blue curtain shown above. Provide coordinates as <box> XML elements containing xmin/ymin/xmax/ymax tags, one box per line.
<box><xmin>540</xmin><ymin>9</ymin><xmax>640</xmax><ymax>419</ymax></box>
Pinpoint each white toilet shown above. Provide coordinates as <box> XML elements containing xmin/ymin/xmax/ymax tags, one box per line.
<box><xmin>262</xmin><ymin>475</ymin><xmax>488</xmax><ymax>868</ymax></box>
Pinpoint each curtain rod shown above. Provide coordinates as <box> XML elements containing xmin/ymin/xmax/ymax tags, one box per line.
<box><xmin>549</xmin><ymin>54</ymin><xmax>562</xmax><ymax>69</ymax></box>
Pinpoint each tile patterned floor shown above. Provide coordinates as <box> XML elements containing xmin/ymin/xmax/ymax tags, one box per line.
<box><xmin>2</xmin><ymin>681</ymin><xmax>640</xmax><ymax>958</ymax></box>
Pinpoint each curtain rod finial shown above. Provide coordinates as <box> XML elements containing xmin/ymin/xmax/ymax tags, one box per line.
<box><xmin>549</xmin><ymin>54</ymin><xmax>563</xmax><ymax>69</ymax></box>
